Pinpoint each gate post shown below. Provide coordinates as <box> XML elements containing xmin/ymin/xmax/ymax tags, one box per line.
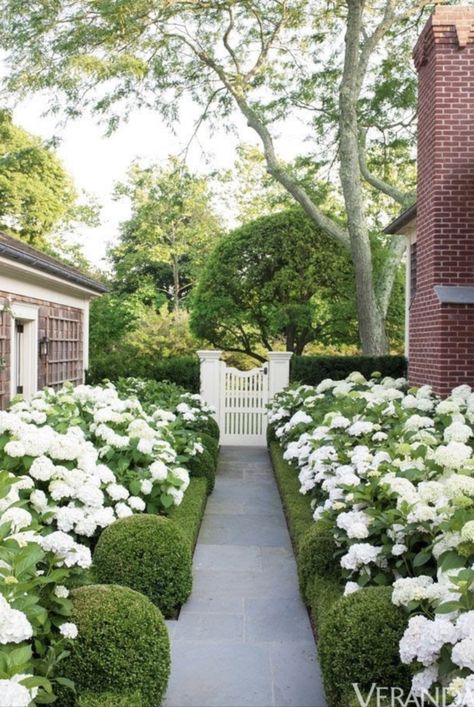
<box><xmin>197</xmin><ymin>350</ymin><xmax>222</xmax><ymax>422</ymax></box>
<box><xmin>267</xmin><ymin>352</ymin><xmax>293</xmax><ymax>400</ymax></box>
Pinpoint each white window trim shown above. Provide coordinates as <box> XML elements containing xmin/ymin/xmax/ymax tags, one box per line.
<box><xmin>10</xmin><ymin>303</ymin><xmax>39</xmax><ymax>401</ymax></box>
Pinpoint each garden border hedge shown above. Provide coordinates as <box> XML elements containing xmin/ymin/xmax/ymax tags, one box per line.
<box><xmin>168</xmin><ymin>476</ymin><xmax>209</xmax><ymax>551</ymax></box>
<box><xmin>290</xmin><ymin>354</ymin><xmax>407</xmax><ymax>386</ymax></box>
<box><xmin>269</xmin><ymin>442</ymin><xmax>408</xmax><ymax>707</ymax></box>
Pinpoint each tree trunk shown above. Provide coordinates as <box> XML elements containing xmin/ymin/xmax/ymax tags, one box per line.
<box><xmin>338</xmin><ymin>0</ymin><xmax>388</xmax><ymax>355</ymax></box>
<box><xmin>171</xmin><ymin>257</ymin><xmax>180</xmax><ymax>312</ymax></box>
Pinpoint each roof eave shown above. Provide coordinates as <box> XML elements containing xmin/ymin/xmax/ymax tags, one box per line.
<box><xmin>0</xmin><ymin>240</ymin><xmax>107</xmax><ymax>295</ymax></box>
<box><xmin>384</xmin><ymin>203</ymin><xmax>417</xmax><ymax>235</ymax></box>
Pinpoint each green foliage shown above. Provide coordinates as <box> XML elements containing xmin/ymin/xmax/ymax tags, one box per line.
<box><xmin>188</xmin><ymin>415</ymin><xmax>220</xmax><ymax>442</ymax></box>
<box><xmin>0</xmin><ymin>110</ymin><xmax>97</xmax><ymax>255</ymax></box>
<box><xmin>298</xmin><ymin>520</ymin><xmax>340</xmax><ymax>601</ymax></box>
<box><xmin>269</xmin><ymin>442</ymin><xmax>314</xmax><ymax>554</ymax></box>
<box><xmin>191</xmin><ymin>208</ymin><xmax>358</xmax><ymax>360</ymax></box>
<box><xmin>78</xmin><ymin>691</ymin><xmax>144</xmax><ymax>707</ymax></box>
<box><xmin>93</xmin><ymin>515</ymin><xmax>192</xmax><ymax>618</ymax></box>
<box><xmin>0</xmin><ymin>110</ymin><xmax>75</xmax><ymax>246</ymax></box>
<box><xmin>112</xmin><ymin>157</ymin><xmax>221</xmax><ymax>311</ymax></box>
<box><xmin>62</xmin><ymin>585</ymin><xmax>170</xmax><ymax>707</ymax></box>
<box><xmin>88</xmin><ymin>298</ymin><xmax>201</xmax><ymax>386</ymax></box>
<box><xmin>88</xmin><ymin>293</ymin><xmax>138</xmax><ymax>373</ymax></box>
<box><xmin>290</xmin><ymin>355</ymin><xmax>407</xmax><ymax>386</ymax></box>
<box><xmin>188</xmin><ymin>448</ymin><xmax>216</xmax><ymax>494</ymax></box>
<box><xmin>87</xmin><ymin>354</ymin><xmax>200</xmax><ymax>392</ymax></box>
<box><xmin>0</xmin><ymin>0</ymin><xmax>425</xmax><ymax>351</ymax></box>
<box><xmin>116</xmin><ymin>377</ymin><xmax>187</xmax><ymax>413</ymax></box>
<box><xmin>198</xmin><ymin>432</ymin><xmax>219</xmax><ymax>463</ymax></box>
<box><xmin>307</xmin><ymin>574</ymin><xmax>343</xmax><ymax>630</ymax></box>
<box><xmin>168</xmin><ymin>477</ymin><xmax>209</xmax><ymax>550</ymax></box>
<box><xmin>319</xmin><ymin>587</ymin><xmax>410</xmax><ymax>707</ymax></box>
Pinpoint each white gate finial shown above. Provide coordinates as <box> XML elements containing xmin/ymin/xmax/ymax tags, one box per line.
<box><xmin>267</xmin><ymin>352</ymin><xmax>293</xmax><ymax>399</ymax></box>
<box><xmin>197</xmin><ymin>350</ymin><xmax>222</xmax><ymax>423</ymax></box>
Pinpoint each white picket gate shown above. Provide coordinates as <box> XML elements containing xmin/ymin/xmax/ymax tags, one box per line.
<box><xmin>220</xmin><ymin>364</ymin><xmax>269</xmax><ymax>445</ymax></box>
<box><xmin>197</xmin><ymin>351</ymin><xmax>292</xmax><ymax>446</ymax></box>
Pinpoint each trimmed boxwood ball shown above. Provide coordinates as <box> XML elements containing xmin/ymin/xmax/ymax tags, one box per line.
<box><xmin>188</xmin><ymin>447</ymin><xmax>216</xmax><ymax>493</ymax></box>
<box><xmin>319</xmin><ymin>586</ymin><xmax>410</xmax><ymax>707</ymax></box>
<box><xmin>62</xmin><ymin>585</ymin><xmax>170</xmax><ymax>707</ymax></box>
<box><xmin>93</xmin><ymin>514</ymin><xmax>192</xmax><ymax>617</ymax></box>
<box><xmin>298</xmin><ymin>520</ymin><xmax>340</xmax><ymax>600</ymax></box>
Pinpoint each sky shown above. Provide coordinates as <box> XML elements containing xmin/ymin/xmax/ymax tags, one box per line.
<box><xmin>12</xmin><ymin>93</ymin><xmax>306</xmax><ymax>270</ymax></box>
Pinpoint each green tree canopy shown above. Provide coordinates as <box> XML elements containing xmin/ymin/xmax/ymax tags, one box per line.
<box><xmin>0</xmin><ymin>0</ymin><xmax>435</xmax><ymax>353</ymax></box>
<box><xmin>0</xmin><ymin>110</ymin><xmax>78</xmax><ymax>247</ymax></box>
<box><xmin>111</xmin><ymin>157</ymin><xmax>222</xmax><ymax>311</ymax></box>
<box><xmin>190</xmin><ymin>208</ymin><xmax>360</xmax><ymax>361</ymax></box>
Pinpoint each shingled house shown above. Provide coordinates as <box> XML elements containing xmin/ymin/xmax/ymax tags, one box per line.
<box><xmin>386</xmin><ymin>6</ymin><xmax>474</xmax><ymax>395</ymax></box>
<box><xmin>0</xmin><ymin>232</ymin><xmax>106</xmax><ymax>408</ymax></box>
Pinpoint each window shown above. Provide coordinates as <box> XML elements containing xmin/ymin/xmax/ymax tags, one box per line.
<box><xmin>44</xmin><ymin>310</ymin><xmax>83</xmax><ymax>388</ymax></box>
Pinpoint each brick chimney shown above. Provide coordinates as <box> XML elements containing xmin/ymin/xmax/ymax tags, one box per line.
<box><xmin>409</xmin><ymin>6</ymin><xmax>474</xmax><ymax>395</ymax></box>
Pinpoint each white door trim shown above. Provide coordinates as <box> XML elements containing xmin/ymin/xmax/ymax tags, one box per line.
<box><xmin>10</xmin><ymin>303</ymin><xmax>38</xmax><ymax>401</ymax></box>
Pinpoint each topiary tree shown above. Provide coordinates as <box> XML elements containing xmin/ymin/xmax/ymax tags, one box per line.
<box><xmin>61</xmin><ymin>584</ymin><xmax>170</xmax><ymax>707</ymax></box>
<box><xmin>318</xmin><ymin>586</ymin><xmax>410</xmax><ymax>707</ymax></box>
<box><xmin>93</xmin><ymin>515</ymin><xmax>192</xmax><ymax>617</ymax></box>
<box><xmin>190</xmin><ymin>208</ymin><xmax>358</xmax><ymax>362</ymax></box>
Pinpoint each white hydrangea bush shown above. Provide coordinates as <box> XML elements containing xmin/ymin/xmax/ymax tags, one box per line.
<box><xmin>0</xmin><ymin>469</ymin><xmax>89</xmax><ymax>705</ymax></box>
<box><xmin>0</xmin><ymin>382</ymin><xmax>215</xmax><ymax>544</ymax></box>
<box><xmin>270</xmin><ymin>373</ymin><xmax>474</xmax><ymax>702</ymax></box>
<box><xmin>0</xmin><ymin>380</ymin><xmax>217</xmax><ymax>706</ymax></box>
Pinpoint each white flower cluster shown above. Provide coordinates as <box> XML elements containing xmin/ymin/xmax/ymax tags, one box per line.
<box><xmin>0</xmin><ymin>380</ymin><xmax>215</xmax><ymax>705</ymax></box>
<box><xmin>3</xmin><ymin>382</ymin><xmax>209</xmax><ymax>542</ymax></box>
<box><xmin>270</xmin><ymin>374</ymin><xmax>474</xmax><ymax>698</ymax></box>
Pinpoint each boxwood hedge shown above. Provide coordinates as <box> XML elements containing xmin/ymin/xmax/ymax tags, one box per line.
<box><xmin>93</xmin><ymin>514</ymin><xmax>192</xmax><ymax>617</ymax></box>
<box><xmin>62</xmin><ymin>585</ymin><xmax>170</xmax><ymax>707</ymax></box>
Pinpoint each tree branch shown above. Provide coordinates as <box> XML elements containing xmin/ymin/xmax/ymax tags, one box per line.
<box><xmin>223</xmin><ymin>7</ymin><xmax>240</xmax><ymax>73</ymax></box>
<box><xmin>358</xmin><ymin>131</ymin><xmax>410</xmax><ymax>205</ymax></box>
<box><xmin>376</xmin><ymin>235</ymin><xmax>407</xmax><ymax>317</ymax></box>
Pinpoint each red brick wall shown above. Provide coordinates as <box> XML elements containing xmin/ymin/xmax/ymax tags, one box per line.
<box><xmin>0</xmin><ymin>290</ymin><xmax>84</xmax><ymax>409</ymax></box>
<box><xmin>409</xmin><ymin>7</ymin><xmax>474</xmax><ymax>396</ymax></box>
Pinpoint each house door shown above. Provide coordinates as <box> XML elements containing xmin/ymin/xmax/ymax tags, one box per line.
<box><xmin>15</xmin><ymin>320</ymin><xmax>25</xmax><ymax>395</ymax></box>
<box><xmin>10</xmin><ymin>304</ymin><xmax>38</xmax><ymax>400</ymax></box>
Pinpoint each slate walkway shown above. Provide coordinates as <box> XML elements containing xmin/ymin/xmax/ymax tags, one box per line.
<box><xmin>164</xmin><ymin>446</ymin><xmax>326</xmax><ymax>707</ymax></box>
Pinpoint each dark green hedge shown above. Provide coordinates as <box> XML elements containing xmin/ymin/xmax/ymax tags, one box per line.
<box><xmin>93</xmin><ymin>515</ymin><xmax>192</xmax><ymax>618</ymax></box>
<box><xmin>298</xmin><ymin>519</ymin><xmax>340</xmax><ymax>601</ymax></box>
<box><xmin>319</xmin><ymin>587</ymin><xmax>410</xmax><ymax>707</ymax></box>
<box><xmin>168</xmin><ymin>477</ymin><xmax>208</xmax><ymax>550</ymax></box>
<box><xmin>290</xmin><ymin>355</ymin><xmax>407</xmax><ymax>386</ymax></box>
<box><xmin>78</xmin><ymin>692</ymin><xmax>143</xmax><ymax>707</ymax></box>
<box><xmin>188</xmin><ymin>447</ymin><xmax>217</xmax><ymax>494</ymax></box>
<box><xmin>269</xmin><ymin>441</ymin><xmax>315</xmax><ymax>556</ymax></box>
<box><xmin>269</xmin><ymin>442</ymin><xmax>409</xmax><ymax>707</ymax></box>
<box><xmin>62</xmin><ymin>585</ymin><xmax>170</xmax><ymax>707</ymax></box>
<box><xmin>87</xmin><ymin>354</ymin><xmax>200</xmax><ymax>392</ymax></box>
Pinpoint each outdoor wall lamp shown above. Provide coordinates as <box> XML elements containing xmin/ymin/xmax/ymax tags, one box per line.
<box><xmin>39</xmin><ymin>336</ymin><xmax>49</xmax><ymax>358</ymax></box>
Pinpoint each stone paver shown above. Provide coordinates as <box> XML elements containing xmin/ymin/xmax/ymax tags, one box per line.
<box><xmin>163</xmin><ymin>446</ymin><xmax>326</xmax><ymax>707</ymax></box>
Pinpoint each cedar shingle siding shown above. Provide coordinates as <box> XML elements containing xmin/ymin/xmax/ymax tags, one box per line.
<box><xmin>0</xmin><ymin>290</ymin><xmax>84</xmax><ymax>408</ymax></box>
